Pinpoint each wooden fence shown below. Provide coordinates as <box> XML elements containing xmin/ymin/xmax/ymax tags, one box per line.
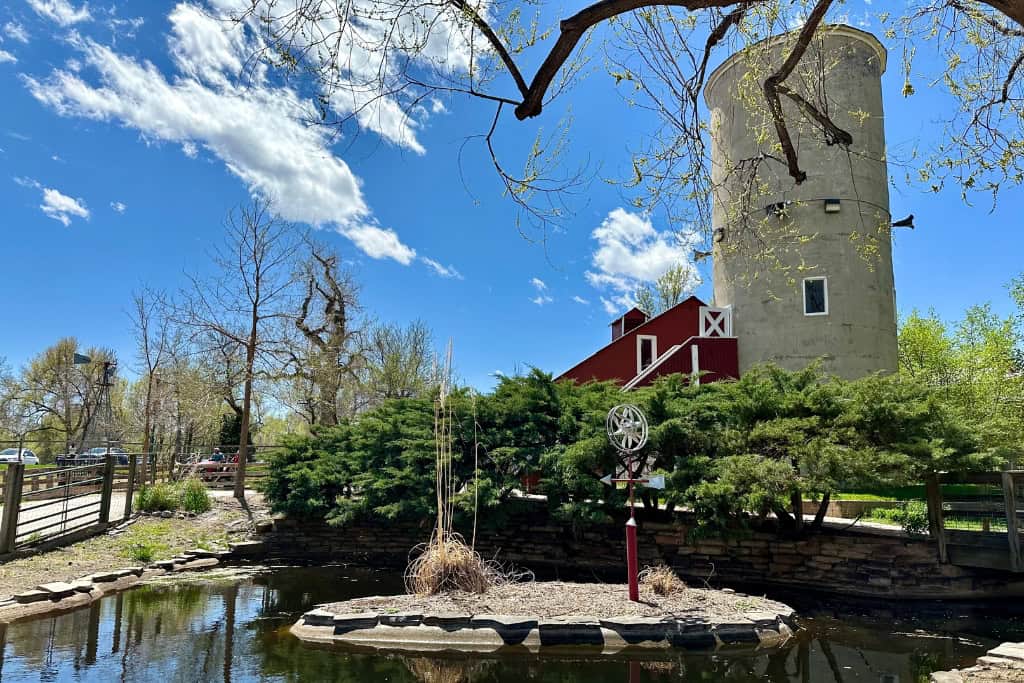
<box><xmin>171</xmin><ymin>461</ymin><xmax>268</xmax><ymax>489</ymax></box>
<box><xmin>0</xmin><ymin>455</ymin><xmax>144</xmax><ymax>554</ymax></box>
<box><xmin>927</xmin><ymin>470</ymin><xmax>1024</xmax><ymax>572</ymax></box>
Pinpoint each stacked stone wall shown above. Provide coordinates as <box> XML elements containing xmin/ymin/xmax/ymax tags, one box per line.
<box><xmin>263</xmin><ymin>504</ymin><xmax>1024</xmax><ymax>599</ymax></box>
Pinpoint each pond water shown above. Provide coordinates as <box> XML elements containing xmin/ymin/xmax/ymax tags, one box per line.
<box><xmin>0</xmin><ymin>565</ymin><xmax>1019</xmax><ymax>682</ymax></box>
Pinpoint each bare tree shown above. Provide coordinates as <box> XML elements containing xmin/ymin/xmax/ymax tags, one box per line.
<box><xmin>130</xmin><ymin>289</ymin><xmax>175</xmax><ymax>479</ymax></box>
<box><xmin>177</xmin><ymin>201</ymin><xmax>302</xmax><ymax>498</ymax></box>
<box><xmin>287</xmin><ymin>240</ymin><xmax>365</xmax><ymax>426</ymax></box>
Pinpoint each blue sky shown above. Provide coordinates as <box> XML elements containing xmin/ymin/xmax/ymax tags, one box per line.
<box><xmin>0</xmin><ymin>0</ymin><xmax>1021</xmax><ymax>391</ymax></box>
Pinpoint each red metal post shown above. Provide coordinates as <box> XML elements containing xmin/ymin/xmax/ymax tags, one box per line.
<box><xmin>626</xmin><ymin>516</ymin><xmax>639</xmax><ymax>601</ymax></box>
<box><xmin>626</xmin><ymin>480</ymin><xmax>639</xmax><ymax>601</ymax></box>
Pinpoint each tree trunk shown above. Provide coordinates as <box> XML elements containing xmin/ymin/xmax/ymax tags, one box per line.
<box><xmin>141</xmin><ymin>375</ymin><xmax>153</xmax><ymax>478</ymax></box>
<box><xmin>234</xmin><ymin>314</ymin><xmax>257</xmax><ymax>499</ymax></box>
<box><xmin>790</xmin><ymin>491</ymin><xmax>804</xmax><ymax>534</ymax></box>
<box><xmin>320</xmin><ymin>375</ymin><xmax>341</xmax><ymax>427</ymax></box>
<box><xmin>772</xmin><ymin>503</ymin><xmax>795</xmax><ymax>531</ymax></box>
<box><xmin>811</xmin><ymin>491</ymin><xmax>831</xmax><ymax>532</ymax></box>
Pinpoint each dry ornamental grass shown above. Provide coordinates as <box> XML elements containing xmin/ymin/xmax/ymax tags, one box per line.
<box><xmin>639</xmin><ymin>565</ymin><xmax>687</xmax><ymax>596</ymax></box>
<box><xmin>404</xmin><ymin>534</ymin><xmax>507</xmax><ymax>596</ymax></box>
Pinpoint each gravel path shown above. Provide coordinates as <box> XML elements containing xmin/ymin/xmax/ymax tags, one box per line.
<box><xmin>324</xmin><ymin>581</ymin><xmax>791</xmax><ymax>620</ymax></box>
<box><xmin>1</xmin><ymin>489</ymin><xmax>247</xmax><ymax>539</ymax></box>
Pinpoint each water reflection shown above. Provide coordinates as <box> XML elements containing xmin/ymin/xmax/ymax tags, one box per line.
<box><xmin>0</xmin><ymin>566</ymin><xmax>1008</xmax><ymax>682</ymax></box>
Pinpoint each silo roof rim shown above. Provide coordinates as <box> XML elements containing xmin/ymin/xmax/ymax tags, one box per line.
<box><xmin>703</xmin><ymin>24</ymin><xmax>887</xmax><ymax>106</ymax></box>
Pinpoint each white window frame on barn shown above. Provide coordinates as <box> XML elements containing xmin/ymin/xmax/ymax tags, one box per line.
<box><xmin>803</xmin><ymin>276</ymin><xmax>829</xmax><ymax>316</ymax></box>
<box><xmin>699</xmin><ymin>306</ymin><xmax>733</xmax><ymax>337</ymax></box>
<box><xmin>636</xmin><ymin>335</ymin><xmax>657</xmax><ymax>374</ymax></box>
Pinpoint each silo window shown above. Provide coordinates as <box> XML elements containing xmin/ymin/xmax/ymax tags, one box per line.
<box><xmin>803</xmin><ymin>277</ymin><xmax>828</xmax><ymax>316</ymax></box>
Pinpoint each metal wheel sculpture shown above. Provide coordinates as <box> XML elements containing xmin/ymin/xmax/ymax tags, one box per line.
<box><xmin>606</xmin><ymin>404</ymin><xmax>649</xmax><ymax>454</ymax></box>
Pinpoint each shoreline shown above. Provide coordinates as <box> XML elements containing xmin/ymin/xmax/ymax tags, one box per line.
<box><xmin>291</xmin><ymin>581</ymin><xmax>798</xmax><ymax>654</ymax></box>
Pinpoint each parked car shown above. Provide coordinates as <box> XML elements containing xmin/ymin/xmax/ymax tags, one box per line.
<box><xmin>0</xmin><ymin>448</ymin><xmax>40</xmax><ymax>465</ymax></box>
<box><xmin>78</xmin><ymin>447</ymin><xmax>130</xmax><ymax>465</ymax></box>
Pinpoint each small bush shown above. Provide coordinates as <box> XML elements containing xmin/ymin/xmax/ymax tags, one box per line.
<box><xmin>125</xmin><ymin>541</ymin><xmax>156</xmax><ymax>563</ymax></box>
<box><xmin>870</xmin><ymin>501</ymin><xmax>929</xmax><ymax>535</ymax></box>
<box><xmin>179</xmin><ymin>478</ymin><xmax>212</xmax><ymax>514</ymax></box>
<box><xmin>136</xmin><ymin>482</ymin><xmax>178</xmax><ymax>512</ymax></box>
<box><xmin>119</xmin><ymin>522</ymin><xmax>172</xmax><ymax>563</ymax></box>
<box><xmin>639</xmin><ymin>565</ymin><xmax>686</xmax><ymax>596</ymax></box>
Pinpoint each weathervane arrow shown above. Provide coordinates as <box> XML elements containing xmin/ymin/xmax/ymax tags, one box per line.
<box><xmin>644</xmin><ymin>475</ymin><xmax>666</xmax><ymax>490</ymax></box>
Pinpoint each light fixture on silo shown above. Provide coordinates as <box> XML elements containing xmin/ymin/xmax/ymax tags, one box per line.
<box><xmin>824</xmin><ymin>198</ymin><xmax>841</xmax><ymax>213</ymax></box>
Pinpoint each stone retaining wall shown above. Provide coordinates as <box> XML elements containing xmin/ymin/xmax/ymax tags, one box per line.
<box><xmin>291</xmin><ymin>606</ymin><xmax>795</xmax><ymax>654</ymax></box>
<box><xmin>263</xmin><ymin>504</ymin><xmax>1024</xmax><ymax>599</ymax></box>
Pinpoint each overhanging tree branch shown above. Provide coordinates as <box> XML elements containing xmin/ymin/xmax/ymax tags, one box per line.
<box><xmin>514</xmin><ymin>0</ymin><xmax>740</xmax><ymax>120</ymax></box>
<box><xmin>762</xmin><ymin>0</ymin><xmax>836</xmax><ymax>183</ymax></box>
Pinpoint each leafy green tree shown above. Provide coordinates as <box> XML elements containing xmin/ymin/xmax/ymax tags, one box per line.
<box><xmin>365</xmin><ymin>321</ymin><xmax>436</xmax><ymax>404</ymax></box>
<box><xmin>634</xmin><ymin>264</ymin><xmax>698</xmax><ymax>317</ymax></box>
<box><xmin>898</xmin><ymin>285</ymin><xmax>1024</xmax><ymax>458</ymax></box>
<box><xmin>13</xmin><ymin>338</ymin><xmax>119</xmax><ymax>457</ymax></box>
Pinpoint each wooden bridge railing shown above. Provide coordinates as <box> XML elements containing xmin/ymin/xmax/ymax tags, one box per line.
<box><xmin>929</xmin><ymin>470</ymin><xmax>1024</xmax><ymax>572</ymax></box>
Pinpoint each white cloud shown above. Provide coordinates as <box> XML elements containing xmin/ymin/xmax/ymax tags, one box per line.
<box><xmin>108</xmin><ymin>16</ymin><xmax>144</xmax><ymax>39</ymax></box>
<box><xmin>215</xmin><ymin>0</ymin><xmax>476</xmax><ymax>155</ymax></box>
<box><xmin>422</xmin><ymin>257</ymin><xmax>463</xmax><ymax>279</ymax></box>
<box><xmin>27</xmin><ymin>0</ymin><xmax>92</xmax><ymax>26</ymax></box>
<box><xmin>572</xmin><ymin>295</ymin><xmax>590</xmax><ymax>305</ymax></box>
<box><xmin>0</xmin><ymin>50</ymin><xmax>16</xmax><ymax>64</ymax></box>
<box><xmin>531</xmin><ymin>295</ymin><xmax>553</xmax><ymax>306</ymax></box>
<box><xmin>110</xmin><ymin>200</ymin><xmax>126</xmax><ymax>213</ymax></box>
<box><xmin>3</xmin><ymin>22</ymin><xmax>30</xmax><ymax>43</ymax></box>
<box><xmin>24</xmin><ymin>4</ymin><xmax>418</xmax><ymax>264</ymax></box>
<box><xmin>530</xmin><ymin>277</ymin><xmax>547</xmax><ymax>291</ymax></box>
<box><xmin>340</xmin><ymin>224</ymin><xmax>416</xmax><ymax>264</ymax></box>
<box><xmin>585</xmin><ymin>208</ymin><xmax>700</xmax><ymax>315</ymax></box>
<box><xmin>39</xmin><ymin>186</ymin><xmax>89</xmax><ymax>226</ymax></box>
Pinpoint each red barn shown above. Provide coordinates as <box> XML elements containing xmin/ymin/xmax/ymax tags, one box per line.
<box><xmin>556</xmin><ymin>296</ymin><xmax>738</xmax><ymax>389</ymax></box>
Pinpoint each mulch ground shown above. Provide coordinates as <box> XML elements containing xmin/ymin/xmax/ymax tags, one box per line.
<box><xmin>324</xmin><ymin>580</ymin><xmax>793</xmax><ymax>620</ymax></box>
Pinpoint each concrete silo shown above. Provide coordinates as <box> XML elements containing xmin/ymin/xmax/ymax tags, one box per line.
<box><xmin>704</xmin><ymin>25</ymin><xmax>898</xmax><ymax>379</ymax></box>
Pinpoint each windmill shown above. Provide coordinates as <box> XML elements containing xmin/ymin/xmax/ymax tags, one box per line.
<box><xmin>75</xmin><ymin>354</ymin><xmax>119</xmax><ymax>453</ymax></box>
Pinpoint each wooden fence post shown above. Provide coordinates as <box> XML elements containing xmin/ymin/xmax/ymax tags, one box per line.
<box><xmin>925</xmin><ymin>473</ymin><xmax>948</xmax><ymax>564</ymax></box>
<box><xmin>1002</xmin><ymin>471</ymin><xmax>1022</xmax><ymax>572</ymax></box>
<box><xmin>123</xmin><ymin>454</ymin><xmax>137</xmax><ymax>522</ymax></box>
<box><xmin>0</xmin><ymin>464</ymin><xmax>25</xmax><ymax>554</ymax></box>
<box><xmin>99</xmin><ymin>456</ymin><xmax>115</xmax><ymax>525</ymax></box>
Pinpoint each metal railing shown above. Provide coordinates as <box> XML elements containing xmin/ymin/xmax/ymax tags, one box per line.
<box><xmin>0</xmin><ymin>455</ymin><xmax>145</xmax><ymax>554</ymax></box>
